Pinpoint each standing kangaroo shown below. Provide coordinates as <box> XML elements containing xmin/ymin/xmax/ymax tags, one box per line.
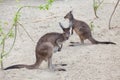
<box><xmin>64</xmin><ymin>11</ymin><xmax>116</xmax><ymax>45</ymax></box>
<box><xmin>4</xmin><ymin>22</ymin><xmax>70</xmax><ymax>71</ymax></box>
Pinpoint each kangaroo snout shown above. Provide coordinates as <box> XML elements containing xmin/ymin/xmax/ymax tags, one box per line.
<box><xmin>64</xmin><ymin>33</ymin><xmax>70</xmax><ymax>40</ymax></box>
<box><xmin>66</xmin><ymin>37</ymin><xmax>69</xmax><ymax>40</ymax></box>
<box><xmin>64</xmin><ymin>16</ymin><xmax>67</xmax><ymax>19</ymax></box>
<box><xmin>66</xmin><ymin>36</ymin><xmax>69</xmax><ymax>40</ymax></box>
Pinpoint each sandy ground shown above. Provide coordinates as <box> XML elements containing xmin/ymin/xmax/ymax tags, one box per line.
<box><xmin>0</xmin><ymin>0</ymin><xmax>120</xmax><ymax>80</ymax></box>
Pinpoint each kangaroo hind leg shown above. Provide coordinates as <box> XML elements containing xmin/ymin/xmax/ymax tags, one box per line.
<box><xmin>27</xmin><ymin>55</ymin><xmax>43</xmax><ymax>69</ymax></box>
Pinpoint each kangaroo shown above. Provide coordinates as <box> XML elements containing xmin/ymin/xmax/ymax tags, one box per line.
<box><xmin>64</xmin><ymin>11</ymin><xmax>116</xmax><ymax>45</ymax></box>
<box><xmin>4</xmin><ymin>22</ymin><xmax>70</xmax><ymax>71</ymax></box>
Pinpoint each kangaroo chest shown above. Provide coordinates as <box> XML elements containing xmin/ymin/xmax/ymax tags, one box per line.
<box><xmin>70</xmin><ymin>21</ymin><xmax>82</xmax><ymax>35</ymax></box>
<box><xmin>53</xmin><ymin>41</ymin><xmax>63</xmax><ymax>53</ymax></box>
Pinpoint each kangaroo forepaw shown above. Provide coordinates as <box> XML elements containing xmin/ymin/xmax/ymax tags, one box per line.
<box><xmin>58</xmin><ymin>48</ymin><xmax>61</xmax><ymax>51</ymax></box>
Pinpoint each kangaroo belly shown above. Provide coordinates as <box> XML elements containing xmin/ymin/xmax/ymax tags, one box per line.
<box><xmin>74</xmin><ymin>26</ymin><xmax>92</xmax><ymax>40</ymax></box>
<box><xmin>74</xmin><ymin>27</ymin><xmax>86</xmax><ymax>39</ymax></box>
<box><xmin>74</xmin><ymin>28</ymin><xmax>81</xmax><ymax>35</ymax></box>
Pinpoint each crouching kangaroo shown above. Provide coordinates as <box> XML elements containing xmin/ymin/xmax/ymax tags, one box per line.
<box><xmin>64</xmin><ymin>11</ymin><xmax>116</xmax><ymax>45</ymax></box>
<box><xmin>4</xmin><ymin>22</ymin><xmax>70</xmax><ymax>71</ymax></box>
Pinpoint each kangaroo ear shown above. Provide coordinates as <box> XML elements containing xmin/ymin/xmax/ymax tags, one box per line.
<box><xmin>70</xmin><ymin>10</ymin><xmax>73</xmax><ymax>14</ymax></box>
<box><xmin>59</xmin><ymin>22</ymin><xmax>64</xmax><ymax>29</ymax></box>
<box><xmin>68</xmin><ymin>27</ymin><xmax>71</xmax><ymax>30</ymax></box>
<box><xmin>59</xmin><ymin>22</ymin><xmax>66</xmax><ymax>32</ymax></box>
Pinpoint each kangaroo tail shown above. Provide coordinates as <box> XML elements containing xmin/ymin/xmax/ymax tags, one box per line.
<box><xmin>96</xmin><ymin>41</ymin><xmax>116</xmax><ymax>44</ymax></box>
<box><xmin>4</xmin><ymin>63</ymin><xmax>40</xmax><ymax>70</ymax></box>
<box><xmin>88</xmin><ymin>37</ymin><xmax>116</xmax><ymax>45</ymax></box>
<box><xmin>4</xmin><ymin>57</ymin><xmax>43</xmax><ymax>70</ymax></box>
<box><xmin>4</xmin><ymin>64</ymin><xmax>28</xmax><ymax>70</ymax></box>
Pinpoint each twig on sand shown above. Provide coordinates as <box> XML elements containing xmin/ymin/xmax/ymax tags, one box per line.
<box><xmin>32</xmin><ymin>15</ymin><xmax>62</xmax><ymax>23</ymax></box>
<box><xmin>108</xmin><ymin>0</ymin><xmax>120</xmax><ymax>29</ymax></box>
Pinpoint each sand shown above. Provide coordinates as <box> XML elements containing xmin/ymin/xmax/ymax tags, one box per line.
<box><xmin>0</xmin><ymin>0</ymin><xmax>120</xmax><ymax>80</ymax></box>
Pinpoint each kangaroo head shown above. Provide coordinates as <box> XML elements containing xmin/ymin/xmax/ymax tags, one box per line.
<box><xmin>64</xmin><ymin>11</ymin><xmax>73</xmax><ymax>20</ymax></box>
<box><xmin>59</xmin><ymin>22</ymin><xmax>70</xmax><ymax>40</ymax></box>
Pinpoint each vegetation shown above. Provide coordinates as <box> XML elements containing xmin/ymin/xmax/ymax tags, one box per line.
<box><xmin>0</xmin><ymin>21</ymin><xmax>15</xmax><ymax>69</ymax></box>
<box><xmin>93</xmin><ymin>0</ymin><xmax>104</xmax><ymax>18</ymax></box>
<box><xmin>0</xmin><ymin>0</ymin><xmax>54</xmax><ymax>70</ymax></box>
<box><xmin>0</xmin><ymin>0</ymin><xmax>119</xmax><ymax>70</ymax></box>
<box><xmin>89</xmin><ymin>21</ymin><xmax>95</xmax><ymax>31</ymax></box>
<box><xmin>108</xmin><ymin>0</ymin><xmax>120</xmax><ymax>29</ymax></box>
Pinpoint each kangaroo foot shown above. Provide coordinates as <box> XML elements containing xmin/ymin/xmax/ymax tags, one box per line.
<box><xmin>60</xmin><ymin>64</ymin><xmax>67</xmax><ymax>66</ymax></box>
<box><xmin>49</xmin><ymin>64</ymin><xmax>66</xmax><ymax>71</ymax></box>
<box><xmin>69</xmin><ymin>42</ymin><xmax>80</xmax><ymax>46</ymax></box>
<box><xmin>69</xmin><ymin>42</ymin><xmax>76</xmax><ymax>46</ymax></box>
<box><xmin>70</xmin><ymin>42</ymin><xmax>79</xmax><ymax>44</ymax></box>
<box><xmin>54</xmin><ymin>64</ymin><xmax>67</xmax><ymax>66</ymax></box>
<box><xmin>56</xmin><ymin>68</ymin><xmax>66</xmax><ymax>71</ymax></box>
<box><xmin>69</xmin><ymin>44</ymin><xmax>75</xmax><ymax>46</ymax></box>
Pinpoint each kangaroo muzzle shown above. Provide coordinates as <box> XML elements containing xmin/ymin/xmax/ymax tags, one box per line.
<box><xmin>64</xmin><ymin>16</ymin><xmax>67</xmax><ymax>19</ymax></box>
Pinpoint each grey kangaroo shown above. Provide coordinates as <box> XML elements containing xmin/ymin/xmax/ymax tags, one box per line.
<box><xmin>64</xmin><ymin>11</ymin><xmax>116</xmax><ymax>45</ymax></box>
<box><xmin>4</xmin><ymin>22</ymin><xmax>70</xmax><ymax>71</ymax></box>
